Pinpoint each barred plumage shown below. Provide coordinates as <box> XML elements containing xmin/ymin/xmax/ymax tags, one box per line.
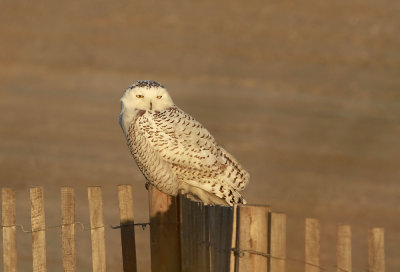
<box><xmin>119</xmin><ymin>80</ymin><xmax>250</xmax><ymax>206</ymax></box>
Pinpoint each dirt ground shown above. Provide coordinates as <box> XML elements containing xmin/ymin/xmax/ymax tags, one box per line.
<box><xmin>0</xmin><ymin>0</ymin><xmax>399</xmax><ymax>271</ymax></box>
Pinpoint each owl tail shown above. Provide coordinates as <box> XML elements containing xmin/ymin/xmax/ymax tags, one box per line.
<box><xmin>180</xmin><ymin>181</ymin><xmax>246</xmax><ymax>206</ymax></box>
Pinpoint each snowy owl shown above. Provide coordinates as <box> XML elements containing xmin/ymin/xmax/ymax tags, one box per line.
<box><xmin>119</xmin><ymin>80</ymin><xmax>250</xmax><ymax>206</ymax></box>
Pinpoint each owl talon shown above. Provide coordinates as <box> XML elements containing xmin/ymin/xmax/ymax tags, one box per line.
<box><xmin>145</xmin><ymin>182</ymin><xmax>150</xmax><ymax>190</ymax></box>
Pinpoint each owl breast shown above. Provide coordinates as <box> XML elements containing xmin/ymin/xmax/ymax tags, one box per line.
<box><xmin>126</xmin><ymin>111</ymin><xmax>180</xmax><ymax>195</ymax></box>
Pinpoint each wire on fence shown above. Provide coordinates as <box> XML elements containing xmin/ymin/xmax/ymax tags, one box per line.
<box><xmin>0</xmin><ymin>222</ymin><xmax>151</xmax><ymax>233</ymax></box>
<box><xmin>1</xmin><ymin>222</ymin><xmax>366</xmax><ymax>272</ymax></box>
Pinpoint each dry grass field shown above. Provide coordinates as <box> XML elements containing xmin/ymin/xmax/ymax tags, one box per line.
<box><xmin>0</xmin><ymin>0</ymin><xmax>399</xmax><ymax>271</ymax></box>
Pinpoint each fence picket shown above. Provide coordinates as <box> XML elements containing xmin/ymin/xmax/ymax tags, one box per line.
<box><xmin>179</xmin><ymin>195</ymin><xmax>190</xmax><ymax>272</ymax></box>
<box><xmin>204</xmin><ymin>204</ymin><xmax>212</xmax><ymax>272</ymax></box>
<box><xmin>88</xmin><ymin>186</ymin><xmax>107</xmax><ymax>272</ymax></box>
<box><xmin>220</xmin><ymin>205</ymin><xmax>234</xmax><ymax>272</ymax></box>
<box><xmin>61</xmin><ymin>187</ymin><xmax>76</xmax><ymax>272</ymax></box>
<box><xmin>305</xmin><ymin>218</ymin><xmax>320</xmax><ymax>272</ymax></box>
<box><xmin>213</xmin><ymin>205</ymin><xmax>222</xmax><ymax>271</ymax></box>
<box><xmin>336</xmin><ymin>225</ymin><xmax>351</xmax><ymax>272</ymax></box>
<box><xmin>236</xmin><ymin>205</ymin><xmax>270</xmax><ymax>272</ymax></box>
<box><xmin>117</xmin><ymin>185</ymin><xmax>137</xmax><ymax>272</ymax></box>
<box><xmin>269</xmin><ymin>212</ymin><xmax>286</xmax><ymax>272</ymax></box>
<box><xmin>2</xmin><ymin>188</ymin><xmax>18</xmax><ymax>272</ymax></box>
<box><xmin>196</xmin><ymin>202</ymin><xmax>210</xmax><ymax>272</ymax></box>
<box><xmin>30</xmin><ymin>187</ymin><xmax>47</xmax><ymax>272</ymax></box>
<box><xmin>368</xmin><ymin>228</ymin><xmax>385</xmax><ymax>272</ymax></box>
<box><xmin>208</xmin><ymin>203</ymin><xmax>218</xmax><ymax>272</ymax></box>
<box><xmin>191</xmin><ymin>201</ymin><xmax>199</xmax><ymax>271</ymax></box>
<box><xmin>230</xmin><ymin>205</ymin><xmax>237</xmax><ymax>272</ymax></box>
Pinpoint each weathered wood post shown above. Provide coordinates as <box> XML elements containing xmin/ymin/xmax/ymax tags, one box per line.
<box><xmin>230</xmin><ymin>205</ymin><xmax>238</xmax><ymax>272</ymax></box>
<box><xmin>117</xmin><ymin>185</ymin><xmax>137</xmax><ymax>272</ymax></box>
<box><xmin>235</xmin><ymin>205</ymin><xmax>270</xmax><ymax>272</ymax></box>
<box><xmin>88</xmin><ymin>186</ymin><xmax>107</xmax><ymax>272</ymax></box>
<box><xmin>30</xmin><ymin>187</ymin><xmax>47</xmax><ymax>272</ymax></box>
<box><xmin>336</xmin><ymin>225</ymin><xmax>351</xmax><ymax>272</ymax></box>
<box><xmin>195</xmin><ymin>202</ymin><xmax>210</xmax><ymax>272</ymax></box>
<box><xmin>180</xmin><ymin>195</ymin><xmax>192</xmax><ymax>272</ymax></box>
<box><xmin>2</xmin><ymin>188</ymin><xmax>18</xmax><ymax>272</ymax></box>
<box><xmin>305</xmin><ymin>218</ymin><xmax>320</xmax><ymax>272</ymax></box>
<box><xmin>179</xmin><ymin>196</ymin><xmax>211</xmax><ymax>272</ymax></box>
<box><xmin>61</xmin><ymin>187</ymin><xmax>76</xmax><ymax>272</ymax></box>
<box><xmin>210</xmin><ymin>204</ymin><xmax>234</xmax><ymax>272</ymax></box>
<box><xmin>368</xmin><ymin>228</ymin><xmax>385</xmax><ymax>272</ymax></box>
<box><xmin>149</xmin><ymin>186</ymin><xmax>181</xmax><ymax>272</ymax></box>
<box><xmin>269</xmin><ymin>212</ymin><xmax>286</xmax><ymax>272</ymax></box>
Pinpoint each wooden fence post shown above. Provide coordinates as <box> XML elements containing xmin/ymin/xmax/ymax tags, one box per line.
<box><xmin>230</xmin><ymin>205</ymin><xmax>237</xmax><ymax>272</ymax></box>
<box><xmin>368</xmin><ymin>228</ymin><xmax>385</xmax><ymax>272</ymax></box>
<box><xmin>209</xmin><ymin>204</ymin><xmax>234</xmax><ymax>272</ymax></box>
<box><xmin>88</xmin><ymin>186</ymin><xmax>106</xmax><ymax>272</ymax></box>
<box><xmin>196</xmin><ymin>202</ymin><xmax>210</xmax><ymax>272</ymax></box>
<box><xmin>179</xmin><ymin>195</ymin><xmax>190</xmax><ymax>271</ymax></box>
<box><xmin>269</xmin><ymin>212</ymin><xmax>286</xmax><ymax>272</ymax></box>
<box><xmin>208</xmin><ymin>204</ymin><xmax>217</xmax><ymax>271</ymax></box>
<box><xmin>336</xmin><ymin>225</ymin><xmax>351</xmax><ymax>272</ymax></box>
<box><xmin>61</xmin><ymin>187</ymin><xmax>76</xmax><ymax>272</ymax></box>
<box><xmin>2</xmin><ymin>188</ymin><xmax>18</xmax><ymax>272</ymax></box>
<box><xmin>30</xmin><ymin>187</ymin><xmax>47</xmax><ymax>272</ymax></box>
<box><xmin>179</xmin><ymin>196</ymin><xmax>210</xmax><ymax>272</ymax></box>
<box><xmin>117</xmin><ymin>185</ymin><xmax>137</xmax><ymax>272</ymax></box>
<box><xmin>235</xmin><ymin>205</ymin><xmax>270</xmax><ymax>272</ymax></box>
<box><xmin>305</xmin><ymin>218</ymin><xmax>320</xmax><ymax>272</ymax></box>
<box><xmin>149</xmin><ymin>186</ymin><xmax>181</xmax><ymax>272</ymax></box>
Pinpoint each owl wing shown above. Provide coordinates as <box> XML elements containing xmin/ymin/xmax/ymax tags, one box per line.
<box><xmin>136</xmin><ymin>107</ymin><xmax>249</xmax><ymax>194</ymax></box>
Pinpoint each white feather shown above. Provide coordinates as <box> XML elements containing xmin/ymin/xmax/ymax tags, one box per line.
<box><xmin>119</xmin><ymin>81</ymin><xmax>250</xmax><ymax>206</ymax></box>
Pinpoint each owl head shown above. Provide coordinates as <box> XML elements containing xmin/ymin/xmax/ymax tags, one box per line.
<box><xmin>120</xmin><ymin>80</ymin><xmax>174</xmax><ymax>112</ymax></box>
<box><xmin>119</xmin><ymin>80</ymin><xmax>174</xmax><ymax>135</ymax></box>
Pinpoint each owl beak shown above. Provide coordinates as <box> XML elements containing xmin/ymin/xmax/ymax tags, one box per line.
<box><xmin>150</xmin><ymin>102</ymin><xmax>153</xmax><ymax>110</ymax></box>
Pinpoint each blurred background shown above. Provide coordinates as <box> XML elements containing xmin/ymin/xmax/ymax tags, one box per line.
<box><xmin>0</xmin><ymin>0</ymin><xmax>399</xmax><ymax>271</ymax></box>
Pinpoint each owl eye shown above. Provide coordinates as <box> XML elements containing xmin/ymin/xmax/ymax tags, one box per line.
<box><xmin>136</xmin><ymin>95</ymin><xmax>144</xmax><ymax>98</ymax></box>
<box><xmin>156</xmin><ymin>96</ymin><xmax>162</xmax><ymax>99</ymax></box>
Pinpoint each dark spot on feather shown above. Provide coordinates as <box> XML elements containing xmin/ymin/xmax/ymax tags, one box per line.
<box><xmin>128</xmin><ymin>80</ymin><xmax>164</xmax><ymax>89</ymax></box>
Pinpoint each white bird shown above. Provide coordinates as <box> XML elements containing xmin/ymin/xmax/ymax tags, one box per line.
<box><xmin>119</xmin><ymin>80</ymin><xmax>249</xmax><ymax>206</ymax></box>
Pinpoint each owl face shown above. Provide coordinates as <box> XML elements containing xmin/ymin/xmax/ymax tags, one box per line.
<box><xmin>119</xmin><ymin>81</ymin><xmax>174</xmax><ymax>135</ymax></box>
<box><xmin>120</xmin><ymin>83</ymin><xmax>174</xmax><ymax>112</ymax></box>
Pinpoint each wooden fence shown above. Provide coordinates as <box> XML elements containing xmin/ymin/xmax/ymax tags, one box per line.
<box><xmin>1</xmin><ymin>186</ymin><xmax>386</xmax><ymax>272</ymax></box>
